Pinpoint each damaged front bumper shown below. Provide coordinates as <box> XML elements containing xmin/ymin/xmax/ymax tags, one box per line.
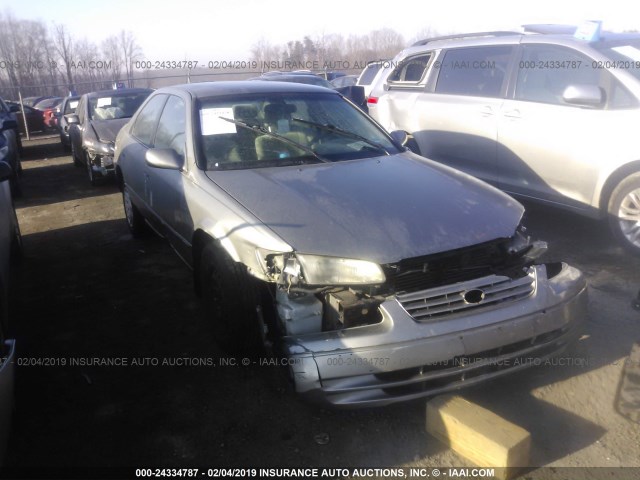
<box><xmin>87</xmin><ymin>152</ymin><xmax>115</xmax><ymax>177</ymax></box>
<box><xmin>282</xmin><ymin>263</ymin><xmax>587</xmax><ymax>408</ymax></box>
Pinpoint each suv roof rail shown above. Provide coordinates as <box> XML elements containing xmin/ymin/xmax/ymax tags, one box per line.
<box><xmin>522</xmin><ymin>24</ymin><xmax>577</xmax><ymax>35</ymax></box>
<box><xmin>411</xmin><ymin>31</ymin><xmax>518</xmax><ymax>47</ymax></box>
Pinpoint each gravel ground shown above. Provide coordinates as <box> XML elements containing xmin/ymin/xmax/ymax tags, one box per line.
<box><xmin>5</xmin><ymin>135</ymin><xmax>640</xmax><ymax>479</ymax></box>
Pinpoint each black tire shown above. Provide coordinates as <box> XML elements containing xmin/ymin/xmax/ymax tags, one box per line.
<box><xmin>71</xmin><ymin>143</ymin><xmax>82</xmax><ymax>167</ymax></box>
<box><xmin>199</xmin><ymin>242</ymin><xmax>263</xmax><ymax>356</ymax></box>
<box><xmin>608</xmin><ymin>172</ymin><xmax>640</xmax><ymax>255</ymax></box>
<box><xmin>122</xmin><ymin>186</ymin><xmax>149</xmax><ymax>237</ymax></box>
<box><xmin>10</xmin><ymin>204</ymin><xmax>23</xmax><ymax>262</ymax></box>
<box><xmin>9</xmin><ymin>169</ymin><xmax>21</xmax><ymax>198</ymax></box>
<box><xmin>86</xmin><ymin>152</ymin><xmax>97</xmax><ymax>186</ymax></box>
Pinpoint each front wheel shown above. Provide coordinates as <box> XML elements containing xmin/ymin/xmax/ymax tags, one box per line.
<box><xmin>199</xmin><ymin>243</ymin><xmax>264</xmax><ymax>356</ymax></box>
<box><xmin>122</xmin><ymin>186</ymin><xmax>149</xmax><ymax>237</ymax></box>
<box><xmin>86</xmin><ymin>153</ymin><xmax>97</xmax><ymax>186</ymax></box>
<box><xmin>608</xmin><ymin>172</ymin><xmax>640</xmax><ymax>255</ymax></box>
<box><xmin>71</xmin><ymin>143</ymin><xmax>82</xmax><ymax>167</ymax></box>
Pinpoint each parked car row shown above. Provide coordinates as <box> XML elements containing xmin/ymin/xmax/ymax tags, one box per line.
<box><xmin>365</xmin><ymin>25</ymin><xmax>640</xmax><ymax>255</ymax></box>
<box><xmin>0</xmin><ymin>98</ymin><xmax>22</xmax><ymax>196</ymax></box>
<box><xmin>66</xmin><ymin>88</ymin><xmax>153</xmax><ymax>185</ymax></box>
<box><xmin>0</xmin><ymin>122</ymin><xmax>20</xmax><ymax>464</ymax></box>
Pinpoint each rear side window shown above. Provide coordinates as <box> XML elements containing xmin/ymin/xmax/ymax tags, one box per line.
<box><xmin>435</xmin><ymin>46</ymin><xmax>513</xmax><ymax>97</ymax></box>
<box><xmin>131</xmin><ymin>94</ymin><xmax>168</xmax><ymax>145</ymax></box>
<box><xmin>388</xmin><ymin>54</ymin><xmax>432</xmax><ymax>84</ymax></box>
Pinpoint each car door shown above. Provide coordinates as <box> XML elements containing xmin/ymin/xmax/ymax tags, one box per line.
<box><xmin>145</xmin><ymin>94</ymin><xmax>191</xmax><ymax>261</ymax></box>
<box><xmin>497</xmin><ymin>43</ymin><xmax>640</xmax><ymax>211</ymax></box>
<box><xmin>411</xmin><ymin>45</ymin><xmax>515</xmax><ymax>185</ymax></box>
<box><xmin>374</xmin><ymin>53</ymin><xmax>433</xmax><ymax>133</ymax></box>
<box><xmin>122</xmin><ymin>94</ymin><xmax>168</xmax><ymax>219</ymax></box>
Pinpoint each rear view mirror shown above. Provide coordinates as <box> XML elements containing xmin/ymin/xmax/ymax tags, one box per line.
<box><xmin>563</xmin><ymin>84</ymin><xmax>604</xmax><ymax>107</ymax></box>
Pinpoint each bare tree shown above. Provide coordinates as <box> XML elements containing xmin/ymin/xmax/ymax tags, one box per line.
<box><xmin>368</xmin><ymin>28</ymin><xmax>405</xmax><ymax>59</ymax></box>
<box><xmin>250</xmin><ymin>37</ymin><xmax>281</xmax><ymax>67</ymax></box>
<box><xmin>119</xmin><ymin>30</ymin><xmax>142</xmax><ymax>87</ymax></box>
<box><xmin>52</xmin><ymin>23</ymin><xmax>75</xmax><ymax>92</ymax></box>
<box><xmin>102</xmin><ymin>35</ymin><xmax>123</xmax><ymax>83</ymax></box>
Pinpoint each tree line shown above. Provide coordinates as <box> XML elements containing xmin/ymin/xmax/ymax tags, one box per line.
<box><xmin>0</xmin><ymin>11</ymin><xmax>142</xmax><ymax>100</ymax></box>
<box><xmin>250</xmin><ymin>27</ymin><xmax>442</xmax><ymax>72</ymax></box>
<box><xmin>0</xmin><ymin>9</ymin><xmax>443</xmax><ymax>100</ymax></box>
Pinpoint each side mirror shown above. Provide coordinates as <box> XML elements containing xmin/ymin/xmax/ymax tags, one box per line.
<box><xmin>1</xmin><ymin>119</ymin><xmax>17</xmax><ymax>131</ymax></box>
<box><xmin>389</xmin><ymin>130</ymin><xmax>409</xmax><ymax>146</ymax></box>
<box><xmin>145</xmin><ymin>148</ymin><xmax>184</xmax><ymax>170</ymax></box>
<box><xmin>389</xmin><ymin>130</ymin><xmax>421</xmax><ymax>155</ymax></box>
<box><xmin>0</xmin><ymin>161</ymin><xmax>13</xmax><ymax>182</ymax></box>
<box><xmin>8</xmin><ymin>104</ymin><xmax>19</xmax><ymax>113</ymax></box>
<box><xmin>562</xmin><ymin>84</ymin><xmax>604</xmax><ymax>107</ymax></box>
<box><xmin>65</xmin><ymin>114</ymin><xmax>80</xmax><ymax>125</ymax></box>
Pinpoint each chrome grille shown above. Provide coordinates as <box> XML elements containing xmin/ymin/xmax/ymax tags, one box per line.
<box><xmin>396</xmin><ymin>268</ymin><xmax>536</xmax><ymax>321</ymax></box>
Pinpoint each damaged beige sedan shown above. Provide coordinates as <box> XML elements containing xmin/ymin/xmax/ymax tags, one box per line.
<box><xmin>114</xmin><ymin>81</ymin><xmax>588</xmax><ymax>407</ymax></box>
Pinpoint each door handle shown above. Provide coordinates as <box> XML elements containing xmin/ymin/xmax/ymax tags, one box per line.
<box><xmin>480</xmin><ymin>106</ymin><xmax>495</xmax><ymax>117</ymax></box>
<box><xmin>503</xmin><ymin>109</ymin><xmax>521</xmax><ymax>119</ymax></box>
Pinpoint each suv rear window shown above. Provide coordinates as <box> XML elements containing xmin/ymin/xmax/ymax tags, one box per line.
<box><xmin>388</xmin><ymin>54</ymin><xmax>432</xmax><ymax>84</ymax></box>
<box><xmin>435</xmin><ymin>46</ymin><xmax>513</xmax><ymax>97</ymax></box>
<box><xmin>358</xmin><ymin>63</ymin><xmax>383</xmax><ymax>86</ymax></box>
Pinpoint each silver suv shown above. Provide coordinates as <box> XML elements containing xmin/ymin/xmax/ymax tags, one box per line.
<box><xmin>368</xmin><ymin>25</ymin><xmax>640</xmax><ymax>254</ymax></box>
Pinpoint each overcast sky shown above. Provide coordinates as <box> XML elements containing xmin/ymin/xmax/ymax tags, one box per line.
<box><xmin>1</xmin><ymin>0</ymin><xmax>637</xmax><ymax>61</ymax></box>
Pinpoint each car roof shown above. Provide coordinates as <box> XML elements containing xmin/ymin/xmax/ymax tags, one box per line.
<box><xmin>155</xmin><ymin>81</ymin><xmax>336</xmax><ymax>99</ymax></box>
<box><xmin>83</xmin><ymin>88</ymin><xmax>154</xmax><ymax>99</ymax></box>
<box><xmin>407</xmin><ymin>28</ymin><xmax>640</xmax><ymax>52</ymax></box>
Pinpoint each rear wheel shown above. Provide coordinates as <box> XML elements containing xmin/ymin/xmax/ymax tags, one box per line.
<box><xmin>199</xmin><ymin>242</ymin><xmax>263</xmax><ymax>356</ymax></box>
<box><xmin>608</xmin><ymin>172</ymin><xmax>640</xmax><ymax>255</ymax></box>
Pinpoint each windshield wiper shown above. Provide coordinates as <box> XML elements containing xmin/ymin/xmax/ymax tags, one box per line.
<box><xmin>291</xmin><ymin>117</ymin><xmax>390</xmax><ymax>155</ymax></box>
<box><xmin>219</xmin><ymin>117</ymin><xmax>330</xmax><ymax>164</ymax></box>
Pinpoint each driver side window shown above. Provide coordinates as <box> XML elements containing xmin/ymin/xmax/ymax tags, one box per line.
<box><xmin>154</xmin><ymin>95</ymin><xmax>186</xmax><ymax>157</ymax></box>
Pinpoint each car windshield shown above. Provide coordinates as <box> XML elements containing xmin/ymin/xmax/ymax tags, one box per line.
<box><xmin>89</xmin><ymin>93</ymin><xmax>149</xmax><ymax>120</ymax></box>
<box><xmin>594</xmin><ymin>39</ymin><xmax>640</xmax><ymax>81</ymax></box>
<box><xmin>198</xmin><ymin>92</ymin><xmax>399</xmax><ymax>170</ymax></box>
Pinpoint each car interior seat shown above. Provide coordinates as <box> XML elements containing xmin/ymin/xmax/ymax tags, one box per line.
<box><xmin>255</xmin><ymin>102</ymin><xmax>307</xmax><ymax>160</ymax></box>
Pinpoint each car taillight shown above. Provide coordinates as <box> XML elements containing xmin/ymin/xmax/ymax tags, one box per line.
<box><xmin>367</xmin><ymin>97</ymin><xmax>378</xmax><ymax>104</ymax></box>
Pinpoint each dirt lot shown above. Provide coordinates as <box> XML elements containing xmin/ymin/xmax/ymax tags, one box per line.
<box><xmin>5</xmin><ymin>136</ymin><xmax>640</xmax><ymax>478</ymax></box>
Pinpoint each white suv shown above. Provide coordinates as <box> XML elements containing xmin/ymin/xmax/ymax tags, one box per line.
<box><xmin>368</xmin><ymin>26</ymin><xmax>640</xmax><ymax>254</ymax></box>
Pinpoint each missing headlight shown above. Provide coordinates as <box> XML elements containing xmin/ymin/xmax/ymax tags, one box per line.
<box><xmin>324</xmin><ymin>289</ymin><xmax>383</xmax><ymax>330</ymax></box>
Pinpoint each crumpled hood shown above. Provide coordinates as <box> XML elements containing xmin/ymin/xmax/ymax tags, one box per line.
<box><xmin>90</xmin><ymin>118</ymin><xmax>130</xmax><ymax>144</ymax></box>
<box><xmin>206</xmin><ymin>153</ymin><xmax>524</xmax><ymax>265</ymax></box>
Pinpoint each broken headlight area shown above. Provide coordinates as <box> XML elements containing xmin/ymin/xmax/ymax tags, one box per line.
<box><xmin>275</xmin><ymin>288</ymin><xmax>385</xmax><ymax>336</ymax></box>
<box><xmin>382</xmin><ymin>226</ymin><xmax>547</xmax><ymax>295</ymax></box>
<box><xmin>264</xmin><ymin>253</ymin><xmax>386</xmax><ymax>335</ymax></box>
<box><xmin>85</xmin><ymin>140</ymin><xmax>115</xmax><ymax>168</ymax></box>
<box><xmin>87</xmin><ymin>151</ymin><xmax>115</xmax><ymax>168</ymax></box>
